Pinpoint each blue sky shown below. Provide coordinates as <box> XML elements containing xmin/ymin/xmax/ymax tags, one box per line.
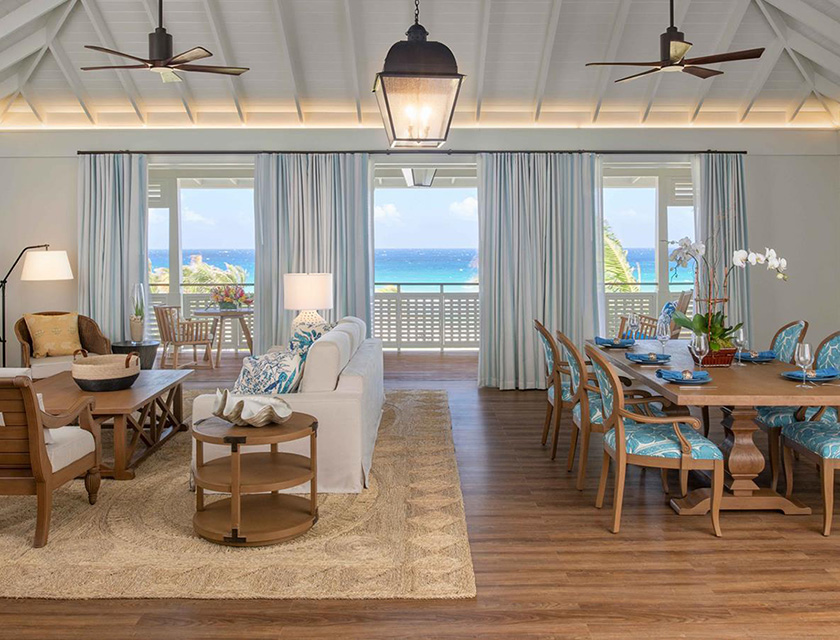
<box><xmin>604</xmin><ymin>187</ymin><xmax>694</xmax><ymax>248</ymax></box>
<box><xmin>149</xmin><ymin>188</ymin><xmax>256</xmax><ymax>251</ymax></box>
<box><xmin>375</xmin><ymin>188</ymin><xmax>478</xmax><ymax>249</ymax></box>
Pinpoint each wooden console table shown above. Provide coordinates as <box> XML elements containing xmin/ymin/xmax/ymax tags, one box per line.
<box><xmin>35</xmin><ymin>370</ymin><xmax>191</xmax><ymax>480</ymax></box>
<box><xmin>192</xmin><ymin>413</ymin><xmax>318</xmax><ymax>547</ymax></box>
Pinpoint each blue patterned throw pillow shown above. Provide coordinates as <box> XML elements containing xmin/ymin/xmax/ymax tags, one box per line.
<box><xmin>289</xmin><ymin>320</ymin><xmax>335</xmax><ymax>356</ymax></box>
<box><xmin>233</xmin><ymin>349</ymin><xmax>304</xmax><ymax>395</ymax></box>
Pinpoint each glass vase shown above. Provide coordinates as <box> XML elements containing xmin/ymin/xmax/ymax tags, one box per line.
<box><xmin>129</xmin><ymin>283</ymin><xmax>146</xmax><ymax>342</ymax></box>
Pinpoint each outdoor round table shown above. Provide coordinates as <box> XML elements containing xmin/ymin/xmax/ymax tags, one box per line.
<box><xmin>110</xmin><ymin>340</ymin><xmax>160</xmax><ymax>370</ymax></box>
<box><xmin>191</xmin><ymin>307</ymin><xmax>254</xmax><ymax>367</ymax></box>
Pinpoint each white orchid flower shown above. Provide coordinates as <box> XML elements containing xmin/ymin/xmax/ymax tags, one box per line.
<box><xmin>732</xmin><ymin>249</ymin><xmax>748</xmax><ymax>267</ymax></box>
<box><xmin>764</xmin><ymin>248</ymin><xmax>777</xmax><ymax>263</ymax></box>
<box><xmin>691</xmin><ymin>242</ymin><xmax>706</xmax><ymax>257</ymax></box>
<box><xmin>778</xmin><ymin>257</ymin><xmax>787</xmax><ymax>272</ymax></box>
<box><xmin>747</xmin><ymin>252</ymin><xmax>759</xmax><ymax>266</ymax></box>
<box><xmin>753</xmin><ymin>252</ymin><xmax>766</xmax><ymax>265</ymax></box>
<box><xmin>767</xmin><ymin>256</ymin><xmax>780</xmax><ymax>270</ymax></box>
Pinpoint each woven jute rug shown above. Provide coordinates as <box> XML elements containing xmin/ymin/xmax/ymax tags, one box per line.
<box><xmin>0</xmin><ymin>389</ymin><xmax>475</xmax><ymax>599</ymax></box>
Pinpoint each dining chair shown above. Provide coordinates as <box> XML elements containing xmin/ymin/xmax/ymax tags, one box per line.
<box><xmin>770</xmin><ymin>320</ymin><xmax>809</xmax><ymax>364</ymax></box>
<box><xmin>757</xmin><ymin>330</ymin><xmax>840</xmax><ymax>490</ymax></box>
<box><xmin>617</xmin><ymin>290</ymin><xmax>692</xmax><ymax>340</ymax></box>
<box><xmin>534</xmin><ymin>320</ymin><xmax>570</xmax><ymax>459</ymax></box>
<box><xmin>0</xmin><ymin>376</ymin><xmax>101</xmax><ymax>547</ymax></box>
<box><xmin>154</xmin><ymin>305</ymin><xmax>218</xmax><ymax>370</ymax></box>
<box><xmin>585</xmin><ymin>344</ymin><xmax>725</xmax><ymax>536</ymax></box>
<box><xmin>781</xmin><ymin>409</ymin><xmax>840</xmax><ymax>536</ymax></box>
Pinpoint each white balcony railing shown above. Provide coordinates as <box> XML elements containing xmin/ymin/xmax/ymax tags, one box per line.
<box><xmin>603</xmin><ymin>284</ymin><xmax>696</xmax><ymax>337</ymax></box>
<box><xmin>373</xmin><ymin>283</ymin><xmax>479</xmax><ymax>350</ymax></box>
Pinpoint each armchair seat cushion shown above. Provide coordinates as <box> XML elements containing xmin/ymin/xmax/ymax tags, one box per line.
<box><xmin>782</xmin><ymin>421</ymin><xmax>840</xmax><ymax>458</ymax></box>
<box><xmin>605</xmin><ymin>421</ymin><xmax>723</xmax><ymax>460</ymax></box>
<box><xmin>29</xmin><ymin>354</ymin><xmax>103</xmax><ymax>380</ymax></box>
<box><xmin>547</xmin><ymin>380</ymin><xmax>572</xmax><ymax>404</ymax></box>
<box><xmin>758</xmin><ymin>406</ymin><xmax>838</xmax><ymax>428</ymax></box>
<box><xmin>46</xmin><ymin>426</ymin><xmax>95</xmax><ymax>472</ymax></box>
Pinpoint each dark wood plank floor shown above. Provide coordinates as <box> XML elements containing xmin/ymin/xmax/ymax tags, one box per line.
<box><xmin>5</xmin><ymin>351</ymin><xmax>840</xmax><ymax>639</ymax></box>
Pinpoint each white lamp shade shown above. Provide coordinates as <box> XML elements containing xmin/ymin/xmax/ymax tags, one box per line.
<box><xmin>20</xmin><ymin>250</ymin><xmax>74</xmax><ymax>281</ymax></box>
<box><xmin>284</xmin><ymin>273</ymin><xmax>333</xmax><ymax>311</ymax></box>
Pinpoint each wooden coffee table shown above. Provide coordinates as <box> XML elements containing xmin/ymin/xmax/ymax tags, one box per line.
<box><xmin>192</xmin><ymin>414</ymin><xmax>318</xmax><ymax>546</ymax></box>
<box><xmin>35</xmin><ymin>370</ymin><xmax>192</xmax><ymax>480</ymax></box>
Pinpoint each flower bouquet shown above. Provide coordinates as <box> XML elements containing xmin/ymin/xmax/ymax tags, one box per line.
<box><xmin>668</xmin><ymin>237</ymin><xmax>788</xmax><ymax>366</ymax></box>
<box><xmin>210</xmin><ymin>284</ymin><xmax>253</xmax><ymax>310</ymax></box>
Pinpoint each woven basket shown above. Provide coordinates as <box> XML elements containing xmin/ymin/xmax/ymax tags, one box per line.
<box><xmin>692</xmin><ymin>347</ymin><xmax>736</xmax><ymax>368</ymax></box>
<box><xmin>71</xmin><ymin>350</ymin><xmax>140</xmax><ymax>391</ymax></box>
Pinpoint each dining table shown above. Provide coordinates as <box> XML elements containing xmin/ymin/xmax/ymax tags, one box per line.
<box><xmin>591</xmin><ymin>338</ymin><xmax>840</xmax><ymax>517</ymax></box>
<box><xmin>191</xmin><ymin>306</ymin><xmax>254</xmax><ymax>367</ymax></box>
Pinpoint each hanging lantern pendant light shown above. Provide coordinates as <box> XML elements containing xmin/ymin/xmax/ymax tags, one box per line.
<box><xmin>373</xmin><ymin>0</ymin><xmax>465</xmax><ymax>149</ymax></box>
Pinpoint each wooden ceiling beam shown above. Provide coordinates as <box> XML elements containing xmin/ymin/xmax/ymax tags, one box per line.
<box><xmin>762</xmin><ymin>0</ymin><xmax>840</xmax><ymax>45</ymax></box>
<box><xmin>0</xmin><ymin>28</ymin><xmax>47</xmax><ymax>74</ymax></box>
<box><xmin>49</xmin><ymin>37</ymin><xmax>95</xmax><ymax>123</ymax></box>
<box><xmin>737</xmin><ymin>38</ymin><xmax>783</xmax><ymax>121</ymax></box>
<box><xmin>270</xmin><ymin>0</ymin><xmax>304</xmax><ymax>123</ymax></box>
<box><xmin>474</xmin><ymin>0</ymin><xmax>491</xmax><ymax>122</ymax></box>
<box><xmin>592</xmin><ymin>0</ymin><xmax>632</xmax><ymax>123</ymax></box>
<box><xmin>533</xmin><ymin>0</ymin><xmax>563</xmax><ymax>122</ymax></box>
<box><xmin>341</xmin><ymin>0</ymin><xmax>363</xmax><ymax>124</ymax></box>
<box><xmin>200</xmin><ymin>0</ymin><xmax>246</xmax><ymax>123</ymax></box>
<box><xmin>0</xmin><ymin>0</ymin><xmax>69</xmax><ymax>42</ymax></box>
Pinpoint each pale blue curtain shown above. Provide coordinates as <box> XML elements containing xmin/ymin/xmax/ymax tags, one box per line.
<box><xmin>478</xmin><ymin>153</ymin><xmax>603</xmax><ymax>390</ymax></box>
<box><xmin>77</xmin><ymin>153</ymin><xmax>148</xmax><ymax>342</ymax></box>
<box><xmin>254</xmin><ymin>153</ymin><xmax>372</xmax><ymax>354</ymax></box>
<box><xmin>692</xmin><ymin>153</ymin><xmax>751</xmax><ymax>337</ymax></box>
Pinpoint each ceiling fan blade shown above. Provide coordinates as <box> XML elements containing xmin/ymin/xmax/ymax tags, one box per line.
<box><xmin>174</xmin><ymin>64</ymin><xmax>249</xmax><ymax>76</ymax></box>
<box><xmin>81</xmin><ymin>64</ymin><xmax>149</xmax><ymax>71</ymax></box>
<box><xmin>84</xmin><ymin>45</ymin><xmax>150</xmax><ymax>65</ymax></box>
<box><xmin>586</xmin><ymin>61</ymin><xmax>663</xmax><ymax>67</ymax></box>
<box><xmin>682</xmin><ymin>47</ymin><xmax>765</xmax><ymax>66</ymax></box>
<box><xmin>670</xmin><ymin>40</ymin><xmax>693</xmax><ymax>63</ymax></box>
<box><xmin>159</xmin><ymin>69</ymin><xmax>183</xmax><ymax>83</ymax></box>
<box><xmin>682</xmin><ymin>66</ymin><xmax>725</xmax><ymax>79</ymax></box>
<box><xmin>166</xmin><ymin>46</ymin><xmax>213</xmax><ymax>66</ymax></box>
<box><xmin>615</xmin><ymin>68</ymin><xmax>661</xmax><ymax>84</ymax></box>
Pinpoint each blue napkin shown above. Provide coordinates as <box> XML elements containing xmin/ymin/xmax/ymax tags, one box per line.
<box><xmin>782</xmin><ymin>367</ymin><xmax>840</xmax><ymax>381</ymax></box>
<box><xmin>595</xmin><ymin>336</ymin><xmax>635</xmax><ymax>348</ymax></box>
<box><xmin>626</xmin><ymin>352</ymin><xmax>671</xmax><ymax>364</ymax></box>
<box><xmin>736</xmin><ymin>350</ymin><xmax>776</xmax><ymax>361</ymax></box>
<box><xmin>656</xmin><ymin>369</ymin><xmax>711</xmax><ymax>382</ymax></box>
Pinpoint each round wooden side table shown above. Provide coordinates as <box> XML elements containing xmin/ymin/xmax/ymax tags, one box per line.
<box><xmin>111</xmin><ymin>340</ymin><xmax>160</xmax><ymax>370</ymax></box>
<box><xmin>192</xmin><ymin>413</ymin><xmax>318</xmax><ymax>547</ymax></box>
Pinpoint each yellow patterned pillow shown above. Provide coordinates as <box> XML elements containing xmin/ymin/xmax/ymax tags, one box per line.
<box><xmin>24</xmin><ymin>313</ymin><xmax>83</xmax><ymax>358</ymax></box>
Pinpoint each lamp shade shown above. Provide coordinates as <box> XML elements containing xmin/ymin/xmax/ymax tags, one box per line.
<box><xmin>284</xmin><ymin>273</ymin><xmax>333</xmax><ymax>311</ymax></box>
<box><xmin>20</xmin><ymin>250</ymin><xmax>74</xmax><ymax>281</ymax></box>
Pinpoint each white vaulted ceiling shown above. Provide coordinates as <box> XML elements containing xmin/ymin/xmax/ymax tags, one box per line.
<box><xmin>1</xmin><ymin>0</ymin><xmax>840</xmax><ymax>129</ymax></box>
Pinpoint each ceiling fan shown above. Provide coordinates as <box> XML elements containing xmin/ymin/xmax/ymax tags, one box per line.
<box><xmin>586</xmin><ymin>0</ymin><xmax>765</xmax><ymax>84</ymax></box>
<box><xmin>80</xmin><ymin>0</ymin><xmax>248</xmax><ymax>83</ymax></box>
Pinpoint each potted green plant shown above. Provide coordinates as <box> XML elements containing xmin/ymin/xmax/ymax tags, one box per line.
<box><xmin>129</xmin><ymin>283</ymin><xmax>146</xmax><ymax>342</ymax></box>
<box><xmin>668</xmin><ymin>238</ymin><xmax>788</xmax><ymax>367</ymax></box>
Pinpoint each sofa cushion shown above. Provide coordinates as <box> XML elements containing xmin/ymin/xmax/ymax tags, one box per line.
<box><xmin>29</xmin><ymin>353</ymin><xmax>102</xmax><ymax>379</ymax></box>
<box><xmin>332</xmin><ymin>323</ymin><xmax>361</xmax><ymax>355</ymax></box>
<box><xmin>339</xmin><ymin>316</ymin><xmax>367</xmax><ymax>339</ymax></box>
<box><xmin>300</xmin><ymin>330</ymin><xmax>352</xmax><ymax>393</ymax></box>
<box><xmin>24</xmin><ymin>313</ymin><xmax>83</xmax><ymax>358</ymax></box>
<box><xmin>46</xmin><ymin>426</ymin><xmax>95</xmax><ymax>471</ymax></box>
<box><xmin>234</xmin><ymin>349</ymin><xmax>304</xmax><ymax>395</ymax></box>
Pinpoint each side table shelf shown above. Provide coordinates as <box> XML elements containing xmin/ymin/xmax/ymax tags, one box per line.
<box><xmin>191</xmin><ymin>414</ymin><xmax>318</xmax><ymax>547</ymax></box>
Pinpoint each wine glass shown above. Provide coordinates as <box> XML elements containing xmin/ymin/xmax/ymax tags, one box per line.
<box><xmin>655</xmin><ymin>319</ymin><xmax>670</xmax><ymax>355</ymax></box>
<box><xmin>733</xmin><ymin>327</ymin><xmax>747</xmax><ymax>366</ymax></box>
<box><xmin>627</xmin><ymin>312</ymin><xmax>640</xmax><ymax>339</ymax></box>
<box><xmin>691</xmin><ymin>333</ymin><xmax>709</xmax><ymax>368</ymax></box>
<box><xmin>794</xmin><ymin>343</ymin><xmax>814</xmax><ymax>389</ymax></box>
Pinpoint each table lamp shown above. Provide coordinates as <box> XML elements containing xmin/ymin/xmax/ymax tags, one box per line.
<box><xmin>284</xmin><ymin>273</ymin><xmax>333</xmax><ymax>333</ymax></box>
<box><xmin>1</xmin><ymin>245</ymin><xmax>74</xmax><ymax>366</ymax></box>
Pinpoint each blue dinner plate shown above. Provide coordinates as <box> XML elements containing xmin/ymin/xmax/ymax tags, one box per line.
<box><xmin>668</xmin><ymin>377</ymin><xmax>711</xmax><ymax>385</ymax></box>
<box><xmin>736</xmin><ymin>352</ymin><xmax>775</xmax><ymax>363</ymax></box>
<box><xmin>781</xmin><ymin>370</ymin><xmax>840</xmax><ymax>382</ymax></box>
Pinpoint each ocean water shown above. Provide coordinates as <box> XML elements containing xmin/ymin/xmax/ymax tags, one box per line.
<box><xmin>148</xmin><ymin>247</ymin><xmax>691</xmax><ymax>292</ymax></box>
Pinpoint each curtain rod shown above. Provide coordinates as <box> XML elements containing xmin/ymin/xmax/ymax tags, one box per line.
<box><xmin>75</xmin><ymin>149</ymin><xmax>747</xmax><ymax>156</ymax></box>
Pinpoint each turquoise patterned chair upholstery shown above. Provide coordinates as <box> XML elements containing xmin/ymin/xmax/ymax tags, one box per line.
<box><xmin>604</xmin><ymin>422</ymin><xmax>723</xmax><ymax>460</ymax></box>
<box><xmin>547</xmin><ymin>381</ymin><xmax>573</xmax><ymax>404</ymax></box>
<box><xmin>573</xmin><ymin>397</ymin><xmax>666</xmax><ymax>425</ymax></box>
<box><xmin>538</xmin><ymin>330</ymin><xmax>556</xmax><ymax>377</ymax></box>
<box><xmin>772</xmin><ymin>320</ymin><xmax>807</xmax><ymax>363</ymax></box>
<box><xmin>782</xmin><ymin>421</ymin><xmax>840</xmax><ymax>459</ymax></box>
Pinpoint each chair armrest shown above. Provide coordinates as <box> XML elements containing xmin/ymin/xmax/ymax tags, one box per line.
<box><xmin>796</xmin><ymin>405</ymin><xmax>837</xmax><ymax>422</ymax></box>
<box><xmin>79</xmin><ymin>316</ymin><xmax>111</xmax><ymax>355</ymax></box>
<box><xmin>41</xmin><ymin>397</ymin><xmax>95</xmax><ymax>429</ymax></box>
<box><xmin>618</xmin><ymin>408</ymin><xmax>699</xmax><ymax>454</ymax></box>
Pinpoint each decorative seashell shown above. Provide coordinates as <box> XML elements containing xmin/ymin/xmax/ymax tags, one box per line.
<box><xmin>806</xmin><ymin>369</ymin><xmax>817</xmax><ymax>378</ymax></box>
<box><xmin>647</xmin><ymin>353</ymin><xmax>658</xmax><ymax>361</ymax></box>
<box><xmin>681</xmin><ymin>370</ymin><xmax>694</xmax><ymax>380</ymax></box>
<box><xmin>211</xmin><ymin>388</ymin><xmax>293</xmax><ymax>427</ymax></box>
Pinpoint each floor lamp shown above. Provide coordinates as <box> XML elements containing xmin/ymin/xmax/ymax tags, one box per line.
<box><xmin>1</xmin><ymin>245</ymin><xmax>74</xmax><ymax>366</ymax></box>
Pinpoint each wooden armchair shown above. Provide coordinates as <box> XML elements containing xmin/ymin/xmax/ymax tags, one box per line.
<box><xmin>617</xmin><ymin>290</ymin><xmax>692</xmax><ymax>340</ymax></box>
<box><xmin>0</xmin><ymin>376</ymin><xmax>100</xmax><ymax>547</ymax></box>
<box><xmin>15</xmin><ymin>312</ymin><xmax>111</xmax><ymax>377</ymax></box>
<box><xmin>154</xmin><ymin>305</ymin><xmax>218</xmax><ymax>369</ymax></box>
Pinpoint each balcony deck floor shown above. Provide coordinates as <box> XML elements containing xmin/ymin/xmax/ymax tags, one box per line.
<box><xmin>7</xmin><ymin>351</ymin><xmax>840</xmax><ymax>638</ymax></box>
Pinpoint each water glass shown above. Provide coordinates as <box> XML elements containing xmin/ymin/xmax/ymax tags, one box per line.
<box><xmin>795</xmin><ymin>343</ymin><xmax>814</xmax><ymax>388</ymax></box>
<box><xmin>655</xmin><ymin>320</ymin><xmax>670</xmax><ymax>355</ymax></box>
<box><xmin>691</xmin><ymin>333</ymin><xmax>709</xmax><ymax>367</ymax></box>
<box><xmin>627</xmin><ymin>312</ymin><xmax>640</xmax><ymax>339</ymax></box>
<box><xmin>733</xmin><ymin>327</ymin><xmax>747</xmax><ymax>366</ymax></box>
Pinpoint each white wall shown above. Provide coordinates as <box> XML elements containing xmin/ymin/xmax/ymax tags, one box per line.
<box><xmin>0</xmin><ymin>127</ymin><xmax>838</xmax><ymax>365</ymax></box>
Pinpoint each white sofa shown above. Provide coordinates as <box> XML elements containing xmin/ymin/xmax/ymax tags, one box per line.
<box><xmin>191</xmin><ymin>317</ymin><xmax>384</xmax><ymax>493</ymax></box>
